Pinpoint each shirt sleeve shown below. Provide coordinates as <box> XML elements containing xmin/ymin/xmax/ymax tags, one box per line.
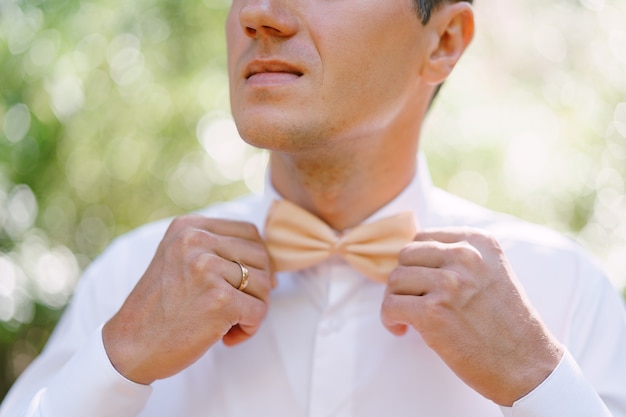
<box><xmin>34</xmin><ymin>328</ymin><xmax>151</xmax><ymax>417</ymax></box>
<box><xmin>500</xmin><ymin>251</ymin><xmax>626</xmax><ymax>417</ymax></box>
<box><xmin>499</xmin><ymin>350</ymin><xmax>612</xmax><ymax>417</ymax></box>
<box><xmin>0</xmin><ymin>323</ymin><xmax>152</xmax><ymax>417</ymax></box>
<box><xmin>0</xmin><ymin>224</ymin><xmax>165</xmax><ymax>417</ymax></box>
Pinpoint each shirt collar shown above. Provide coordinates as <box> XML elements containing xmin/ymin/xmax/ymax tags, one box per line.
<box><xmin>261</xmin><ymin>153</ymin><xmax>433</xmax><ymax>232</ymax></box>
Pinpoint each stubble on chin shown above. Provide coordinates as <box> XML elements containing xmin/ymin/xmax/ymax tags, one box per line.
<box><xmin>234</xmin><ymin>116</ymin><xmax>334</xmax><ymax>154</ymax></box>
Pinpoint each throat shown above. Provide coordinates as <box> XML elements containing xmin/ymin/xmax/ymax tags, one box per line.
<box><xmin>269</xmin><ymin>151</ymin><xmax>414</xmax><ymax>231</ymax></box>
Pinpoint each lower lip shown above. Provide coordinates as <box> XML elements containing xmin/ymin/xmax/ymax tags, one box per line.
<box><xmin>246</xmin><ymin>72</ymin><xmax>302</xmax><ymax>86</ymax></box>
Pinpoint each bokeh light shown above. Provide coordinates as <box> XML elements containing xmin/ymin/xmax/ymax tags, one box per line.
<box><xmin>423</xmin><ymin>0</ymin><xmax>626</xmax><ymax>289</ymax></box>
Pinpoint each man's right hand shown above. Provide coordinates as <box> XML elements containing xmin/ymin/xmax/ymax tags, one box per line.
<box><xmin>102</xmin><ymin>215</ymin><xmax>274</xmax><ymax>385</ymax></box>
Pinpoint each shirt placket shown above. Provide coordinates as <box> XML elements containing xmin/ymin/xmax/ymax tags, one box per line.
<box><xmin>307</xmin><ymin>262</ymin><xmax>359</xmax><ymax>417</ymax></box>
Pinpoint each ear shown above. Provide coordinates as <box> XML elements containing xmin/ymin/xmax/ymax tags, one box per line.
<box><xmin>421</xmin><ymin>2</ymin><xmax>474</xmax><ymax>85</ymax></box>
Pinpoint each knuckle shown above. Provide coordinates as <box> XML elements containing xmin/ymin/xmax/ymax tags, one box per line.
<box><xmin>386</xmin><ymin>266</ymin><xmax>409</xmax><ymax>289</ymax></box>
<box><xmin>449</xmin><ymin>242</ymin><xmax>482</xmax><ymax>266</ymax></box>
<box><xmin>207</xmin><ymin>285</ymin><xmax>233</xmax><ymax>311</ymax></box>
<box><xmin>469</xmin><ymin>229</ymin><xmax>501</xmax><ymax>250</ymax></box>
<box><xmin>436</xmin><ymin>268</ymin><xmax>481</xmax><ymax>308</ymax></box>
<box><xmin>421</xmin><ymin>296</ymin><xmax>448</xmax><ymax>323</ymax></box>
<box><xmin>398</xmin><ymin>242</ymin><xmax>418</xmax><ymax>263</ymax></box>
<box><xmin>167</xmin><ymin>216</ymin><xmax>185</xmax><ymax>232</ymax></box>
<box><xmin>177</xmin><ymin>228</ymin><xmax>217</xmax><ymax>251</ymax></box>
<box><xmin>439</xmin><ymin>269</ymin><xmax>462</xmax><ymax>293</ymax></box>
<box><xmin>170</xmin><ymin>214</ymin><xmax>201</xmax><ymax>230</ymax></box>
<box><xmin>398</xmin><ymin>244</ymin><xmax>412</xmax><ymax>258</ymax></box>
<box><xmin>189</xmin><ymin>253</ymin><xmax>220</xmax><ymax>276</ymax></box>
<box><xmin>386</xmin><ymin>269</ymin><xmax>401</xmax><ymax>288</ymax></box>
<box><xmin>484</xmin><ymin>233</ymin><xmax>503</xmax><ymax>252</ymax></box>
<box><xmin>188</xmin><ymin>253</ymin><xmax>208</xmax><ymax>276</ymax></box>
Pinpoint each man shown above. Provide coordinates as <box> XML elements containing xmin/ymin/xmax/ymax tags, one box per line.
<box><xmin>1</xmin><ymin>0</ymin><xmax>625</xmax><ymax>416</ymax></box>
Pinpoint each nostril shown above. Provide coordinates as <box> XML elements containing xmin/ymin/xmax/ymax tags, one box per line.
<box><xmin>239</xmin><ymin>5</ymin><xmax>298</xmax><ymax>39</ymax></box>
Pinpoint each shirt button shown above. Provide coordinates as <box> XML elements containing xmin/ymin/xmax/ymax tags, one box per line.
<box><xmin>320</xmin><ymin>318</ymin><xmax>344</xmax><ymax>335</ymax></box>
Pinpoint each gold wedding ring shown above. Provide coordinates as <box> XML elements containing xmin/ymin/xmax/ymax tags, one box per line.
<box><xmin>232</xmin><ymin>261</ymin><xmax>249</xmax><ymax>291</ymax></box>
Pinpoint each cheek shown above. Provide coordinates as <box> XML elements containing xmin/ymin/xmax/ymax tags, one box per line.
<box><xmin>316</xmin><ymin>37</ymin><xmax>418</xmax><ymax>120</ymax></box>
<box><xmin>312</xmin><ymin>9</ymin><xmax>423</xmax><ymax>94</ymax></box>
<box><xmin>311</xmin><ymin>29</ymin><xmax>376</xmax><ymax>101</ymax></box>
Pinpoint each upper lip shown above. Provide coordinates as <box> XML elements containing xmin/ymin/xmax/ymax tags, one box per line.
<box><xmin>244</xmin><ymin>59</ymin><xmax>304</xmax><ymax>79</ymax></box>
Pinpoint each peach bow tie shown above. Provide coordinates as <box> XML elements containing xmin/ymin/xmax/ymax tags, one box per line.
<box><xmin>264</xmin><ymin>200</ymin><xmax>417</xmax><ymax>283</ymax></box>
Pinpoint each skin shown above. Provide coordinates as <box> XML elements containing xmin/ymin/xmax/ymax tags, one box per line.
<box><xmin>103</xmin><ymin>0</ymin><xmax>563</xmax><ymax>408</ymax></box>
<box><xmin>228</xmin><ymin>0</ymin><xmax>441</xmax><ymax>229</ymax></box>
<box><xmin>103</xmin><ymin>216</ymin><xmax>275</xmax><ymax>383</ymax></box>
<box><xmin>382</xmin><ymin>229</ymin><xmax>563</xmax><ymax>404</ymax></box>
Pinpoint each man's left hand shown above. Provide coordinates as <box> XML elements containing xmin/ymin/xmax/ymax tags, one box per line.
<box><xmin>380</xmin><ymin>227</ymin><xmax>564</xmax><ymax>406</ymax></box>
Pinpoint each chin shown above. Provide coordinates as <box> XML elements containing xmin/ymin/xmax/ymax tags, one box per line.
<box><xmin>234</xmin><ymin>115</ymin><xmax>328</xmax><ymax>153</ymax></box>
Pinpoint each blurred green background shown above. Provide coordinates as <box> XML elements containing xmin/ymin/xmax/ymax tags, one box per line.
<box><xmin>1</xmin><ymin>0</ymin><xmax>625</xmax><ymax>402</ymax></box>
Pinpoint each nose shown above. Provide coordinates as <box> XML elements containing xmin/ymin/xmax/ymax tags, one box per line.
<box><xmin>238</xmin><ymin>0</ymin><xmax>298</xmax><ymax>39</ymax></box>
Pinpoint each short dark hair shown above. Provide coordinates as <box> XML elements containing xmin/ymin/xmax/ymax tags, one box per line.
<box><xmin>415</xmin><ymin>0</ymin><xmax>474</xmax><ymax>24</ymax></box>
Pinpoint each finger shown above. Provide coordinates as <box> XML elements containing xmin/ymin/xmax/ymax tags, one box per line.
<box><xmin>387</xmin><ymin>265</ymin><xmax>444</xmax><ymax>296</ymax></box>
<box><xmin>206</xmin><ymin>232</ymin><xmax>275</xmax><ymax>288</ymax></box>
<box><xmin>415</xmin><ymin>228</ymin><xmax>500</xmax><ymax>255</ymax></box>
<box><xmin>213</xmin><ymin>233</ymin><xmax>272</xmax><ymax>272</ymax></box>
<box><xmin>398</xmin><ymin>240</ymin><xmax>448</xmax><ymax>268</ymax></box>
<box><xmin>380</xmin><ymin>293</ymin><xmax>427</xmax><ymax>334</ymax></box>
<box><xmin>164</xmin><ymin>218</ymin><xmax>275</xmax><ymax>290</ymax></box>
<box><xmin>226</xmin><ymin>260</ymin><xmax>271</xmax><ymax>301</ymax></box>
<box><xmin>201</xmin><ymin>217</ymin><xmax>263</xmax><ymax>241</ymax></box>
<box><xmin>197</xmin><ymin>254</ymin><xmax>272</xmax><ymax>302</ymax></box>
<box><xmin>173</xmin><ymin>229</ymin><xmax>273</xmax><ymax>299</ymax></box>
<box><xmin>167</xmin><ymin>215</ymin><xmax>263</xmax><ymax>242</ymax></box>
<box><xmin>400</xmin><ymin>238</ymin><xmax>484</xmax><ymax>271</ymax></box>
<box><xmin>171</xmin><ymin>226</ymin><xmax>271</xmax><ymax>275</ymax></box>
<box><xmin>222</xmin><ymin>290</ymin><xmax>268</xmax><ymax>346</ymax></box>
<box><xmin>380</xmin><ymin>293</ymin><xmax>415</xmax><ymax>335</ymax></box>
<box><xmin>414</xmin><ymin>227</ymin><xmax>476</xmax><ymax>244</ymax></box>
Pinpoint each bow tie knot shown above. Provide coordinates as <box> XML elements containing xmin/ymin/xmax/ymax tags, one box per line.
<box><xmin>264</xmin><ymin>200</ymin><xmax>417</xmax><ymax>282</ymax></box>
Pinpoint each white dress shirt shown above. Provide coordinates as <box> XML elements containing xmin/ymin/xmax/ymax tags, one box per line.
<box><xmin>1</xmin><ymin>157</ymin><xmax>625</xmax><ymax>417</ymax></box>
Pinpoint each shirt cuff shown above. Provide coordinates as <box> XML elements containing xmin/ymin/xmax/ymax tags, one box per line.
<box><xmin>40</xmin><ymin>325</ymin><xmax>152</xmax><ymax>417</ymax></box>
<box><xmin>499</xmin><ymin>350</ymin><xmax>611</xmax><ymax>417</ymax></box>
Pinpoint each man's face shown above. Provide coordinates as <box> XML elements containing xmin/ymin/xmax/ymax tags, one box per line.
<box><xmin>226</xmin><ymin>0</ymin><xmax>431</xmax><ymax>151</ymax></box>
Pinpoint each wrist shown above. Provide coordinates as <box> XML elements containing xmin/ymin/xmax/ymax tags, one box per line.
<box><xmin>102</xmin><ymin>316</ymin><xmax>155</xmax><ymax>385</ymax></box>
<box><xmin>495</xmin><ymin>341</ymin><xmax>564</xmax><ymax>406</ymax></box>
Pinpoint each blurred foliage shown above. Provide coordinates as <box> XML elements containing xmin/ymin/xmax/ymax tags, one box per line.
<box><xmin>424</xmin><ymin>0</ymin><xmax>626</xmax><ymax>290</ymax></box>
<box><xmin>0</xmin><ymin>0</ymin><xmax>247</xmax><ymax>400</ymax></box>
<box><xmin>1</xmin><ymin>0</ymin><xmax>625</xmax><ymax>403</ymax></box>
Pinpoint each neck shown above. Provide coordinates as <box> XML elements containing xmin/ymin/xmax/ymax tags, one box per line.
<box><xmin>269</xmin><ymin>121</ymin><xmax>421</xmax><ymax>231</ymax></box>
